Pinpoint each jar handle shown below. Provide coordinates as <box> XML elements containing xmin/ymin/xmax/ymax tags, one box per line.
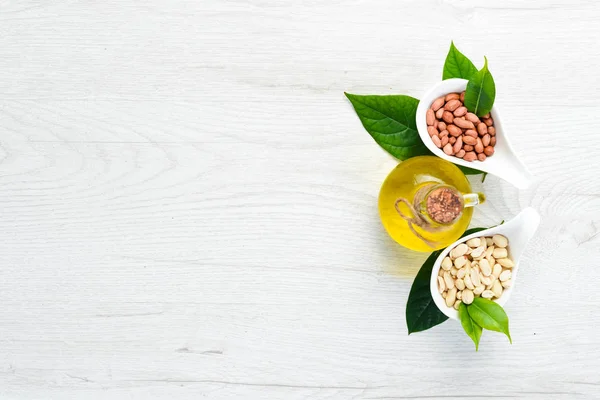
<box><xmin>462</xmin><ymin>192</ymin><xmax>486</xmax><ymax>208</ymax></box>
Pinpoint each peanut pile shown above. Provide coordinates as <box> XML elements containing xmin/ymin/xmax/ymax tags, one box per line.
<box><xmin>426</xmin><ymin>92</ymin><xmax>496</xmax><ymax>162</ymax></box>
<box><xmin>437</xmin><ymin>234</ymin><xmax>514</xmax><ymax>310</ymax></box>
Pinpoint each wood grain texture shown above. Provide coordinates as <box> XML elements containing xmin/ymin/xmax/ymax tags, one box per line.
<box><xmin>1</xmin><ymin>0</ymin><xmax>600</xmax><ymax>399</ymax></box>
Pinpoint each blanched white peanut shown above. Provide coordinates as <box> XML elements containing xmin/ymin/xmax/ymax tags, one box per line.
<box><xmin>464</xmin><ymin>274</ymin><xmax>474</xmax><ymax>290</ymax></box>
<box><xmin>497</xmin><ymin>258</ymin><xmax>514</xmax><ymax>268</ymax></box>
<box><xmin>454</xmin><ymin>256</ymin><xmax>467</xmax><ymax>268</ymax></box>
<box><xmin>466</xmin><ymin>238</ymin><xmax>481</xmax><ymax>247</ymax></box>
<box><xmin>470</xmin><ymin>246</ymin><xmax>485</xmax><ymax>258</ymax></box>
<box><xmin>493</xmin><ymin>248</ymin><xmax>508</xmax><ymax>259</ymax></box>
<box><xmin>500</xmin><ymin>270</ymin><xmax>512</xmax><ymax>282</ymax></box>
<box><xmin>439</xmin><ymin>234</ymin><xmax>515</xmax><ymax>309</ymax></box>
<box><xmin>480</xmin><ymin>275</ymin><xmax>492</xmax><ymax>286</ymax></box>
<box><xmin>479</xmin><ymin>259</ymin><xmax>492</xmax><ymax>276</ymax></box>
<box><xmin>493</xmin><ymin>234</ymin><xmax>508</xmax><ymax>248</ymax></box>
<box><xmin>444</xmin><ymin>271</ymin><xmax>455</xmax><ymax>289</ymax></box>
<box><xmin>446</xmin><ymin>287</ymin><xmax>457</xmax><ymax>307</ymax></box>
<box><xmin>462</xmin><ymin>289</ymin><xmax>474</xmax><ymax>304</ymax></box>
<box><xmin>470</xmin><ymin>268</ymin><xmax>481</xmax><ymax>286</ymax></box>
<box><xmin>442</xmin><ymin>256</ymin><xmax>452</xmax><ymax>270</ymax></box>
<box><xmin>479</xmin><ymin>237</ymin><xmax>487</xmax><ymax>250</ymax></box>
<box><xmin>492</xmin><ymin>280</ymin><xmax>503</xmax><ymax>298</ymax></box>
<box><xmin>450</xmin><ymin>243</ymin><xmax>469</xmax><ymax>259</ymax></box>
<box><xmin>493</xmin><ymin>263</ymin><xmax>502</xmax><ymax>277</ymax></box>
<box><xmin>438</xmin><ymin>276</ymin><xmax>446</xmax><ymax>293</ymax></box>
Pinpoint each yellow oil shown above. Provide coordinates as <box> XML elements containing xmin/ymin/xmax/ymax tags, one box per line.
<box><xmin>378</xmin><ymin>156</ymin><xmax>474</xmax><ymax>252</ymax></box>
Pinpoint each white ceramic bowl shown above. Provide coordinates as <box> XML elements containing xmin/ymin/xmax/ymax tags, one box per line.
<box><xmin>415</xmin><ymin>79</ymin><xmax>533</xmax><ymax>189</ymax></box>
<box><xmin>429</xmin><ymin>207</ymin><xmax>540</xmax><ymax>320</ymax></box>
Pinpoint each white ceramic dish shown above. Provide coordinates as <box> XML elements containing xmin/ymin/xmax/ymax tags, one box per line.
<box><xmin>429</xmin><ymin>207</ymin><xmax>540</xmax><ymax>320</ymax></box>
<box><xmin>415</xmin><ymin>79</ymin><xmax>533</xmax><ymax>189</ymax></box>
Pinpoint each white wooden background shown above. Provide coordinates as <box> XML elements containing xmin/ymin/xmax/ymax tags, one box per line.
<box><xmin>1</xmin><ymin>0</ymin><xmax>600</xmax><ymax>399</ymax></box>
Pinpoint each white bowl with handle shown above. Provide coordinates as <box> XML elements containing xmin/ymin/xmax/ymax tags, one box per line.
<box><xmin>429</xmin><ymin>207</ymin><xmax>540</xmax><ymax>320</ymax></box>
<box><xmin>415</xmin><ymin>78</ymin><xmax>533</xmax><ymax>189</ymax></box>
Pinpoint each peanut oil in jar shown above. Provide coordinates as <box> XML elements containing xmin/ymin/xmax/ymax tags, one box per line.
<box><xmin>378</xmin><ymin>156</ymin><xmax>484</xmax><ymax>252</ymax></box>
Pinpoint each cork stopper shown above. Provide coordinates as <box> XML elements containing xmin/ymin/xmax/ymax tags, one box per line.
<box><xmin>426</xmin><ymin>187</ymin><xmax>463</xmax><ymax>224</ymax></box>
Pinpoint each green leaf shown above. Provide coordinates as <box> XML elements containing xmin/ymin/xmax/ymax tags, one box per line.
<box><xmin>459</xmin><ymin>165</ymin><xmax>484</xmax><ymax>175</ymax></box>
<box><xmin>461</xmin><ymin>227</ymin><xmax>487</xmax><ymax>237</ymax></box>
<box><xmin>463</xmin><ymin>57</ymin><xmax>496</xmax><ymax>117</ymax></box>
<box><xmin>459</xmin><ymin>303</ymin><xmax>483</xmax><ymax>351</ymax></box>
<box><xmin>481</xmin><ymin>172</ymin><xmax>488</xmax><ymax>182</ymax></box>
<box><xmin>443</xmin><ymin>41</ymin><xmax>478</xmax><ymax>80</ymax></box>
<box><xmin>406</xmin><ymin>249</ymin><xmax>447</xmax><ymax>334</ymax></box>
<box><xmin>467</xmin><ymin>297</ymin><xmax>512</xmax><ymax>343</ymax></box>
<box><xmin>345</xmin><ymin>93</ymin><xmax>431</xmax><ymax>160</ymax></box>
<box><xmin>406</xmin><ymin>226</ymin><xmax>487</xmax><ymax>334</ymax></box>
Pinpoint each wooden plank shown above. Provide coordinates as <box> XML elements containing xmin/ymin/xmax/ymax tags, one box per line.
<box><xmin>1</xmin><ymin>0</ymin><xmax>599</xmax><ymax>398</ymax></box>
